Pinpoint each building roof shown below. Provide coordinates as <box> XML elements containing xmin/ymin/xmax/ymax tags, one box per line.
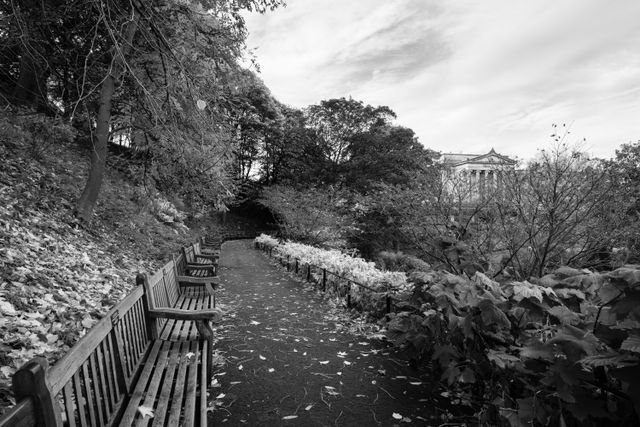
<box><xmin>440</xmin><ymin>148</ymin><xmax>516</xmax><ymax>167</ymax></box>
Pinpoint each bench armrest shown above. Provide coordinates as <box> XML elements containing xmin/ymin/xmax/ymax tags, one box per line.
<box><xmin>177</xmin><ymin>276</ymin><xmax>219</xmax><ymax>287</ymax></box>
<box><xmin>185</xmin><ymin>265</ymin><xmax>216</xmax><ymax>275</ymax></box>
<box><xmin>185</xmin><ymin>263</ymin><xmax>215</xmax><ymax>270</ymax></box>
<box><xmin>195</xmin><ymin>253</ymin><xmax>219</xmax><ymax>261</ymax></box>
<box><xmin>149</xmin><ymin>308</ymin><xmax>222</xmax><ymax>322</ymax></box>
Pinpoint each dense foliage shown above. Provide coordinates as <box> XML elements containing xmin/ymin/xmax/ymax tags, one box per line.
<box><xmin>0</xmin><ymin>0</ymin><xmax>284</xmax><ymax>220</ymax></box>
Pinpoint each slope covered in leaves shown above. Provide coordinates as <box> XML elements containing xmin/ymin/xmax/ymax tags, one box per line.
<box><xmin>0</xmin><ymin>137</ymin><xmax>219</xmax><ymax>413</ymax></box>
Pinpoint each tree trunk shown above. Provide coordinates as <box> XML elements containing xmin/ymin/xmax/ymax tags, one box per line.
<box><xmin>75</xmin><ymin>75</ymin><xmax>115</xmax><ymax>221</ymax></box>
<box><xmin>75</xmin><ymin>12</ymin><xmax>139</xmax><ymax>221</ymax></box>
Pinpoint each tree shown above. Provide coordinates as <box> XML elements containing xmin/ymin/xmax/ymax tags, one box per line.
<box><xmin>600</xmin><ymin>141</ymin><xmax>640</xmax><ymax>262</ymax></box>
<box><xmin>260</xmin><ymin>105</ymin><xmax>331</xmax><ymax>186</ymax></box>
<box><xmin>345</xmin><ymin>125</ymin><xmax>436</xmax><ymax>193</ymax></box>
<box><xmin>305</xmin><ymin>97</ymin><xmax>396</xmax><ymax>167</ymax></box>
<box><xmin>494</xmin><ymin>143</ymin><xmax>613</xmax><ymax>277</ymax></box>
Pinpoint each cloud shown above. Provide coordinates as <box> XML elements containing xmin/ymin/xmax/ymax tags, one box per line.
<box><xmin>243</xmin><ymin>0</ymin><xmax>640</xmax><ymax>160</ymax></box>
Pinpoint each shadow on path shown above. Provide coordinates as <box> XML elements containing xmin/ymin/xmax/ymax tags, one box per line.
<box><xmin>210</xmin><ymin>240</ymin><xmax>435</xmax><ymax>426</ymax></box>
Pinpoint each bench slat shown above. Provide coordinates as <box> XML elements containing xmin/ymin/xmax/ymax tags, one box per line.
<box><xmin>166</xmin><ymin>341</ymin><xmax>190</xmax><ymax>427</ymax></box>
<box><xmin>95</xmin><ymin>343</ymin><xmax>111</xmax><ymax>417</ymax></box>
<box><xmin>81</xmin><ymin>362</ymin><xmax>97</xmax><ymax>427</ymax></box>
<box><xmin>118</xmin><ymin>340</ymin><xmax>163</xmax><ymax>426</ymax></box>
<box><xmin>72</xmin><ymin>372</ymin><xmax>87</xmax><ymax>427</ymax></box>
<box><xmin>134</xmin><ymin>341</ymin><xmax>170</xmax><ymax>427</ymax></box>
<box><xmin>182</xmin><ymin>342</ymin><xmax>199</xmax><ymax>427</ymax></box>
<box><xmin>100</xmin><ymin>339</ymin><xmax>117</xmax><ymax>413</ymax></box>
<box><xmin>88</xmin><ymin>352</ymin><xmax>105</xmax><ymax>426</ymax></box>
<box><xmin>151</xmin><ymin>342</ymin><xmax>182</xmax><ymax>426</ymax></box>
<box><xmin>62</xmin><ymin>382</ymin><xmax>75</xmax><ymax>427</ymax></box>
<box><xmin>200</xmin><ymin>340</ymin><xmax>208</xmax><ymax>427</ymax></box>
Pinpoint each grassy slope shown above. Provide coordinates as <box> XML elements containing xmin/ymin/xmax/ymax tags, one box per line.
<box><xmin>0</xmin><ymin>137</ymin><xmax>231</xmax><ymax>412</ymax></box>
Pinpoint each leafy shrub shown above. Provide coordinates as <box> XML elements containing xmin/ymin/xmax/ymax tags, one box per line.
<box><xmin>376</xmin><ymin>250</ymin><xmax>431</xmax><ymax>273</ymax></box>
<box><xmin>386</xmin><ymin>266</ymin><xmax>640</xmax><ymax>425</ymax></box>
<box><xmin>151</xmin><ymin>196</ymin><xmax>186</xmax><ymax>225</ymax></box>
<box><xmin>255</xmin><ymin>234</ymin><xmax>410</xmax><ymax>292</ymax></box>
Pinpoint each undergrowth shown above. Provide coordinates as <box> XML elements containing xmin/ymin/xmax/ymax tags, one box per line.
<box><xmin>0</xmin><ymin>114</ymin><xmax>235</xmax><ymax>414</ymax></box>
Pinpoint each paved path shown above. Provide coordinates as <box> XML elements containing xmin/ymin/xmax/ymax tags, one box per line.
<box><xmin>210</xmin><ymin>240</ymin><xmax>434</xmax><ymax>426</ymax></box>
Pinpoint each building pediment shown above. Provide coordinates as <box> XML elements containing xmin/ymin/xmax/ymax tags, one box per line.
<box><xmin>441</xmin><ymin>148</ymin><xmax>516</xmax><ymax>167</ymax></box>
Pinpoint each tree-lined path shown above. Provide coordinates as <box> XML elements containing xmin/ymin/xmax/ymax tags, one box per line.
<box><xmin>210</xmin><ymin>240</ymin><xmax>435</xmax><ymax>426</ymax></box>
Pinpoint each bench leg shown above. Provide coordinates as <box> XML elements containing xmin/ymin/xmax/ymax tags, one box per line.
<box><xmin>195</xmin><ymin>320</ymin><xmax>214</xmax><ymax>384</ymax></box>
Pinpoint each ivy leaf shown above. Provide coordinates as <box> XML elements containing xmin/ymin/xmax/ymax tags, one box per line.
<box><xmin>548</xmin><ymin>326</ymin><xmax>599</xmax><ymax>359</ymax></box>
<box><xmin>606</xmin><ymin>267</ymin><xmax>640</xmax><ymax>288</ymax></box>
<box><xmin>620</xmin><ymin>333</ymin><xmax>640</xmax><ymax>353</ymax></box>
<box><xmin>487</xmin><ymin>349</ymin><xmax>521</xmax><ymax>369</ymax></box>
<box><xmin>459</xmin><ymin>367</ymin><xmax>476</xmax><ymax>383</ymax></box>
<box><xmin>548</xmin><ymin>305</ymin><xmax>581</xmax><ymax>325</ymax></box>
<box><xmin>477</xmin><ymin>299</ymin><xmax>511</xmax><ymax>330</ymax></box>
<box><xmin>580</xmin><ymin>352</ymin><xmax>639</xmax><ymax>368</ymax></box>
<box><xmin>520</xmin><ymin>341</ymin><xmax>554</xmax><ymax>361</ymax></box>
<box><xmin>554</xmin><ymin>288</ymin><xmax>586</xmax><ymax>301</ymax></box>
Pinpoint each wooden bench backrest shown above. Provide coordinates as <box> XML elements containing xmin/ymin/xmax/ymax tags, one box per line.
<box><xmin>0</xmin><ymin>286</ymin><xmax>152</xmax><ymax>427</ymax></box>
<box><xmin>200</xmin><ymin>236</ymin><xmax>218</xmax><ymax>248</ymax></box>
<box><xmin>193</xmin><ymin>242</ymin><xmax>203</xmax><ymax>255</ymax></box>
<box><xmin>174</xmin><ymin>252</ymin><xmax>187</xmax><ymax>274</ymax></box>
<box><xmin>182</xmin><ymin>245</ymin><xmax>197</xmax><ymax>264</ymax></box>
<box><xmin>144</xmin><ymin>261</ymin><xmax>180</xmax><ymax>331</ymax></box>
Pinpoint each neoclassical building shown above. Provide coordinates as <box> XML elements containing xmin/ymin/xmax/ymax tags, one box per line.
<box><xmin>439</xmin><ymin>148</ymin><xmax>517</xmax><ymax>201</ymax></box>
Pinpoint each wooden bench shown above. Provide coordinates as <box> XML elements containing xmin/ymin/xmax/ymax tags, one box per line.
<box><xmin>179</xmin><ymin>244</ymin><xmax>217</xmax><ymax>278</ymax></box>
<box><xmin>0</xmin><ymin>260</ymin><xmax>220</xmax><ymax>427</ymax></box>
<box><xmin>199</xmin><ymin>236</ymin><xmax>221</xmax><ymax>255</ymax></box>
<box><xmin>193</xmin><ymin>242</ymin><xmax>219</xmax><ymax>264</ymax></box>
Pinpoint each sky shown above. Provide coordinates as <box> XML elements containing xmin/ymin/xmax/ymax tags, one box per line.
<box><xmin>242</xmin><ymin>0</ymin><xmax>640</xmax><ymax>161</ymax></box>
